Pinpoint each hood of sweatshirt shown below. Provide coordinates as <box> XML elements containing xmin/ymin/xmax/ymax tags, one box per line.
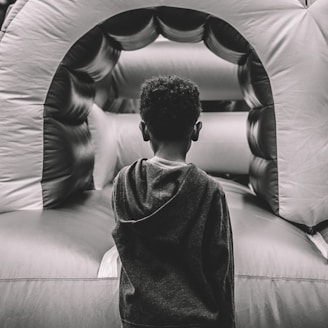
<box><xmin>111</xmin><ymin>159</ymin><xmax>235</xmax><ymax>327</ymax></box>
<box><xmin>112</xmin><ymin>158</ymin><xmax>212</xmax><ymax>243</ymax></box>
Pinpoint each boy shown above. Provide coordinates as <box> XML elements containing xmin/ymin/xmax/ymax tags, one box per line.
<box><xmin>112</xmin><ymin>75</ymin><xmax>235</xmax><ymax>328</ymax></box>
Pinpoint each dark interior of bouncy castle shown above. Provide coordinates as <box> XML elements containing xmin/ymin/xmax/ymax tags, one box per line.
<box><xmin>0</xmin><ymin>1</ymin><xmax>328</xmax><ymax>328</ymax></box>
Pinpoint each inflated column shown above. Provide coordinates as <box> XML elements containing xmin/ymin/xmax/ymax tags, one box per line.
<box><xmin>42</xmin><ymin>26</ymin><xmax>120</xmax><ymax>207</ymax></box>
<box><xmin>239</xmin><ymin>51</ymin><xmax>278</xmax><ymax>214</ymax></box>
<box><xmin>204</xmin><ymin>16</ymin><xmax>280</xmax><ymax>223</ymax></box>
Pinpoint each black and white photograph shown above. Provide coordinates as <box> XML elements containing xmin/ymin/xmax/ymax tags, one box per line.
<box><xmin>0</xmin><ymin>0</ymin><xmax>327</xmax><ymax>327</ymax></box>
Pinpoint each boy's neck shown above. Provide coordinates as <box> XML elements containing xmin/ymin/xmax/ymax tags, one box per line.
<box><xmin>151</xmin><ymin>140</ymin><xmax>190</xmax><ymax>164</ymax></box>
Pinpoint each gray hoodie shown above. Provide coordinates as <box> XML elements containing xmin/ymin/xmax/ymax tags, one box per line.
<box><xmin>112</xmin><ymin>158</ymin><xmax>235</xmax><ymax>328</ymax></box>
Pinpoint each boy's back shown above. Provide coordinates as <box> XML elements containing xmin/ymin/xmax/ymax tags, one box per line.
<box><xmin>112</xmin><ymin>158</ymin><xmax>234</xmax><ymax>328</ymax></box>
<box><xmin>112</xmin><ymin>75</ymin><xmax>235</xmax><ymax>328</ymax></box>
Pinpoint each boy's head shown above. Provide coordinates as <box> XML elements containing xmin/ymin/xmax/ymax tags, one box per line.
<box><xmin>139</xmin><ymin>75</ymin><xmax>202</xmax><ymax>142</ymax></box>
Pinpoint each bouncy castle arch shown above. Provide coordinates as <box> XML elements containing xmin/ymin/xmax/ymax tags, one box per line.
<box><xmin>0</xmin><ymin>0</ymin><xmax>328</xmax><ymax>232</ymax></box>
<box><xmin>43</xmin><ymin>7</ymin><xmax>273</xmax><ymax>206</ymax></box>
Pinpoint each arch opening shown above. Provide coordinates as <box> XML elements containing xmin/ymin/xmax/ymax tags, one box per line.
<box><xmin>43</xmin><ymin>6</ymin><xmax>276</xmax><ymax>216</ymax></box>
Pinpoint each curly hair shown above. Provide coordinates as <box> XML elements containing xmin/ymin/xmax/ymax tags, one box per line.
<box><xmin>139</xmin><ymin>75</ymin><xmax>201</xmax><ymax>141</ymax></box>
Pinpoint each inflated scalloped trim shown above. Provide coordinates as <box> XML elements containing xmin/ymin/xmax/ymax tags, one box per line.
<box><xmin>43</xmin><ymin>6</ymin><xmax>275</xmax><ymax>213</ymax></box>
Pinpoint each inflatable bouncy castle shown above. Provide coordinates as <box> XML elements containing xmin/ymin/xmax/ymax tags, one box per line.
<box><xmin>0</xmin><ymin>0</ymin><xmax>328</xmax><ymax>327</ymax></box>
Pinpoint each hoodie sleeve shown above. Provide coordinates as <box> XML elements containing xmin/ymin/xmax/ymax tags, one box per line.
<box><xmin>203</xmin><ymin>189</ymin><xmax>235</xmax><ymax>328</ymax></box>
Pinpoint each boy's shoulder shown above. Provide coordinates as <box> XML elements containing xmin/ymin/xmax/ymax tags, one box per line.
<box><xmin>114</xmin><ymin>159</ymin><xmax>144</xmax><ymax>179</ymax></box>
<box><xmin>114</xmin><ymin>159</ymin><xmax>226</xmax><ymax>197</ymax></box>
<box><xmin>191</xmin><ymin>164</ymin><xmax>226</xmax><ymax>195</ymax></box>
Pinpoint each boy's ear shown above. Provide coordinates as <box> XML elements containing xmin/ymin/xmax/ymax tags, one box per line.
<box><xmin>139</xmin><ymin>121</ymin><xmax>150</xmax><ymax>141</ymax></box>
<box><xmin>191</xmin><ymin>121</ymin><xmax>202</xmax><ymax>141</ymax></box>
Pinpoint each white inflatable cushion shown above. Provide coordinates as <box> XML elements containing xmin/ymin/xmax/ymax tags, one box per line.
<box><xmin>89</xmin><ymin>104</ymin><xmax>251</xmax><ymax>189</ymax></box>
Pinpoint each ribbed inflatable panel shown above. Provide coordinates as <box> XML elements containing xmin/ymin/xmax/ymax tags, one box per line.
<box><xmin>247</xmin><ymin>106</ymin><xmax>276</xmax><ymax>160</ymax></box>
<box><xmin>237</xmin><ymin>49</ymin><xmax>278</xmax><ymax>216</ymax></box>
<box><xmin>156</xmin><ymin>7</ymin><xmax>208</xmax><ymax>43</ymax></box>
<box><xmin>102</xmin><ymin>9</ymin><xmax>158</xmax><ymax>51</ymax></box>
<box><xmin>43</xmin><ymin>66</ymin><xmax>95</xmax><ymax>207</ymax></box>
<box><xmin>62</xmin><ymin>26</ymin><xmax>120</xmax><ymax>82</ymax></box>
<box><xmin>204</xmin><ymin>16</ymin><xmax>250</xmax><ymax>64</ymax></box>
